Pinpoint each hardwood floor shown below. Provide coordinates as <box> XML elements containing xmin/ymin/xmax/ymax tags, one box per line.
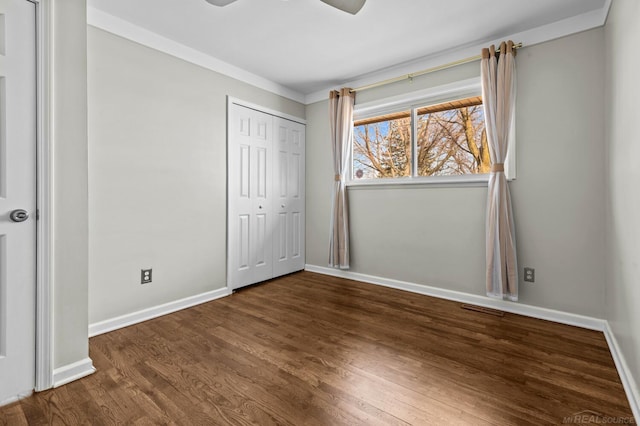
<box><xmin>1</xmin><ymin>271</ymin><xmax>634</xmax><ymax>425</ymax></box>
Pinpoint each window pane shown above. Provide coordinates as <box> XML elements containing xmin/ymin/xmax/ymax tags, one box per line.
<box><xmin>353</xmin><ymin>111</ymin><xmax>412</xmax><ymax>179</ymax></box>
<box><xmin>416</xmin><ymin>98</ymin><xmax>488</xmax><ymax>176</ymax></box>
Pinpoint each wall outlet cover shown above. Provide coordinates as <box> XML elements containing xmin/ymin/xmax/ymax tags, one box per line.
<box><xmin>524</xmin><ymin>267</ymin><xmax>535</xmax><ymax>283</ymax></box>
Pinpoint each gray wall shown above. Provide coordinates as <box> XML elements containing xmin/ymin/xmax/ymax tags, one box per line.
<box><xmin>53</xmin><ymin>0</ymin><xmax>90</xmax><ymax>369</ymax></box>
<box><xmin>307</xmin><ymin>28</ymin><xmax>606</xmax><ymax>318</ymax></box>
<box><xmin>605</xmin><ymin>0</ymin><xmax>640</xmax><ymax>402</ymax></box>
<box><xmin>87</xmin><ymin>27</ymin><xmax>305</xmax><ymax>324</ymax></box>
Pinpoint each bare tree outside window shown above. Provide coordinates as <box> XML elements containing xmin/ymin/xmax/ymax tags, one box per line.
<box><xmin>352</xmin><ymin>96</ymin><xmax>490</xmax><ymax>179</ymax></box>
<box><xmin>353</xmin><ymin>111</ymin><xmax>412</xmax><ymax>179</ymax></box>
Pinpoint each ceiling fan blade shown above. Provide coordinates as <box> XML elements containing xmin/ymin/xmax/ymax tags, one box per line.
<box><xmin>204</xmin><ymin>0</ymin><xmax>238</xmax><ymax>6</ymax></box>
<box><xmin>320</xmin><ymin>0</ymin><xmax>366</xmax><ymax>14</ymax></box>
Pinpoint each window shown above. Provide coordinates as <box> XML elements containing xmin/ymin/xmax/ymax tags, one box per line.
<box><xmin>349</xmin><ymin>78</ymin><xmax>513</xmax><ymax>185</ymax></box>
<box><xmin>353</xmin><ymin>96</ymin><xmax>488</xmax><ymax>180</ymax></box>
<box><xmin>353</xmin><ymin>110</ymin><xmax>412</xmax><ymax>179</ymax></box>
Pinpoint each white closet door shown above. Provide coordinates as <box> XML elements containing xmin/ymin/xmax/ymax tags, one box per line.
<box><xmin>228</xmin><ymin>104</ymin><xmax>274</xmax><ymax>290</ymax></box>
<box><xmin>273</xmin><ymin>117</ymin><xmax>305</xmax><ymax>277</ymax></box>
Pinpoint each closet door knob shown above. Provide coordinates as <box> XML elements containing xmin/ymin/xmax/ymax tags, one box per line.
<box><xmin>10</xmin><ymin>209</ymin><xmax>29</xmax><ymax>222</ymax></box>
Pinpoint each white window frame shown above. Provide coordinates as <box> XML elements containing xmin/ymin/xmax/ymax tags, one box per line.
<box><xmin>348</xmin><ymin>77</ymin><xmax>516</xmax><ymax>187</ymax></box>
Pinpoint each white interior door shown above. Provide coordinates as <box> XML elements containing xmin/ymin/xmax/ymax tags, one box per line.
<box><xmin>273</xmin><ymin>117</ymin><xmax>305</xmax><ymax>277</ymax></box>
<box><xmin>0</xmin><ymin>0</ymin><xmax>37</xmax><ymax>404</ymax></box>
<box><xmin>228</xmin><ymin>104</ymin><xmax>274</xmax><ymax>290</ymax></box>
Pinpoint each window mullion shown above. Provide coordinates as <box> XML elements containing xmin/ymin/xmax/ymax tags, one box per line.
<box><xmin>411</xmin><ymin>107</ymin><xmax>418</xmax><ymax>178</ymax></box>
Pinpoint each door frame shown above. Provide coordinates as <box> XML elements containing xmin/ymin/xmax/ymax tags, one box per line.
<box><xmin>31</xmin><ymin>0</ymin><xmax>53</xmax><ymax>391</ymax></box>
<box><xmin>226</xmin><ymin>97</ymin><xmax>306</xmax><ymax>131</ymax></box>
<box><xmin>225</xmin><ymin>97</ymin><xmax>305</xmax><ymax>291</ymax></box>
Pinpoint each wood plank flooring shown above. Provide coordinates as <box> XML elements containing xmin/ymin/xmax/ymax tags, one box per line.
<box><xmin>1</xmin><ymin>271</ymin><xmax>634</xmax><ymax>425</ymax></box>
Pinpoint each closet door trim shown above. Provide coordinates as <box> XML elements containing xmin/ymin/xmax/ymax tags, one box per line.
<box><xmin>227</xmin><ymin>97</ymin><xmax>306</xmax><ymax>126</ymax></box>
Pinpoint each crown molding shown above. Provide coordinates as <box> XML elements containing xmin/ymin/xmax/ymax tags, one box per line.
<box><xmin>304</xmin><ymin>2</ymin><xmax>612</xmax><ymax>104</ymax></box>
<box><xmin>87</xmin><ymin>2</ymin><xmax>611</xmax><ymax>106</ymax></box>
<box><xmin>87</xmin><ymin>7</ymin><xmax>306</xmax><ymax>104</ymax></box>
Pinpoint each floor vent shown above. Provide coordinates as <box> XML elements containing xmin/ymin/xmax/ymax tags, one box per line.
<box><xmin>461</xmin><ymin>304</ymin><xmax>505</xmax><ymax>317</ymax></box>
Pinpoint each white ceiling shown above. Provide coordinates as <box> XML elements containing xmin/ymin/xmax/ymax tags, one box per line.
<box><xmin>88</xmin><ymin>0</ymin><xmax>609</xmax><ymax>101</ymax></box>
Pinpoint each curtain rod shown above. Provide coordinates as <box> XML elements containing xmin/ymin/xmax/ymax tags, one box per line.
<box><xmin>351</xmin><ymin>42</ymin><xmax>523</xmax><ymax>93</ymax></box>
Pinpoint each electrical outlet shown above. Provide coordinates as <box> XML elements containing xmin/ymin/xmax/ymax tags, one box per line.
<box><xmin>141</xmin><ymin>268</ymin><xmax>152</xmax><ymax>284</ymax></box>
<box><xmin>524</xmin><ymin>267</ymin><xmax>535</xmax><ymax>282</ymax></box>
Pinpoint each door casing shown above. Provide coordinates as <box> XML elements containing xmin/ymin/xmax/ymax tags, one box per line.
<box><xmin>33</xmin><ymin>0</ymin><xmax>53</xmax><ymax>392</ymax></box>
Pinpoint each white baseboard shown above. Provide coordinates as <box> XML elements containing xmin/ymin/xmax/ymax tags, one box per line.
<box><xmin>52</xmin><ymin>357</ymin><xmax>96</xmax><ymax>388</ymax></box>
<box><xmin>88</xmin><ymin>287</ymin><xmax>231</xmax><ymax>337</ymax></box>
<box><xmin>305</xmin><ymin>264</ymin><xmax>606</xmax><ymax>331</ymax></box>
<box><xmin>604</xmin><ymin>322</ymin><xmax>640</xmax><ymax>421</ymax></box>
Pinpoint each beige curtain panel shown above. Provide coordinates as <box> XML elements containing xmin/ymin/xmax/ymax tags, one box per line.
<box><xmin>328</xmin><ymin>88</ymin><xmax>355</xmax><ymax>269</ymax></box>
<box><xmin>481</xmin><ymin>41</ymin><xmax>518</xmax><ymax>300</ymax></box>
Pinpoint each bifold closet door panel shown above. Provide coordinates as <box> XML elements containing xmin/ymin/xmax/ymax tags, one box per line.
<box><xmin>228</xmin><ymin>105</ymin><xmax>274</xmax><ymax>289</ymax></box>
<box><xmin>273</xmin><ymin>117</ymin><xmax>306</xmax><ymax>278</ymax></box>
